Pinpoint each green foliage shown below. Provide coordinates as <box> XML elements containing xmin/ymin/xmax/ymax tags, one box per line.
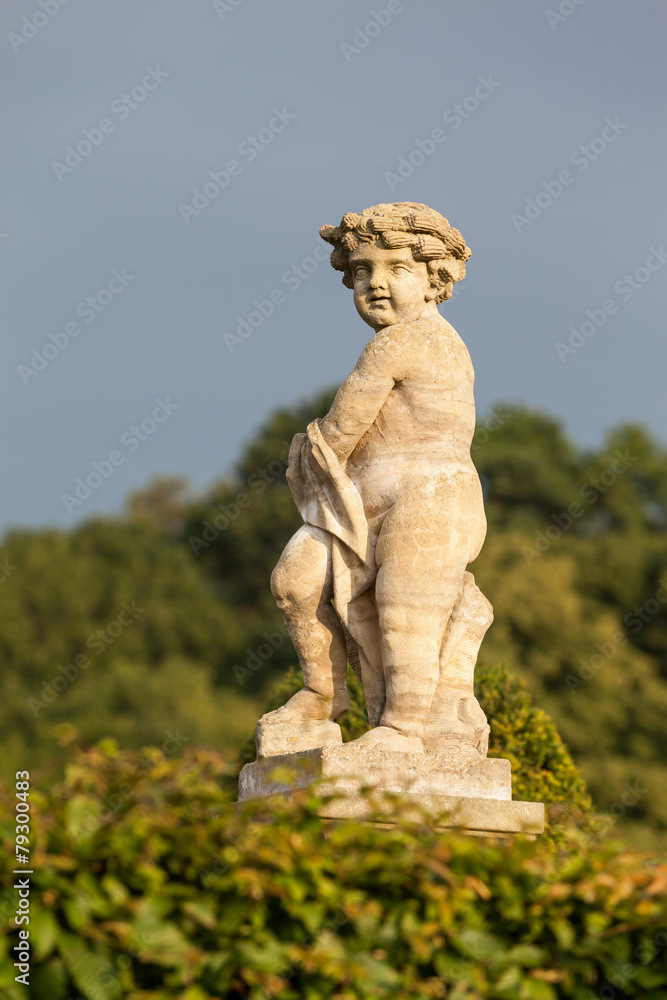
<box><xmin>476</xmin><ymin>665</ymin><xmax>591</xmax><ymax>816</ymax></box>
<box><xmin>473</xmin><ymin>405</ymin><xmax>583</xmax><ymax>528</ymax></box>
<box><xmin>0</xmin><ymin>522</ymin><xmax>249</xmax><ymax>782</ymax></box>
<box><xmin>2</xmin><ymin>738</ymin><xmax>666</xmax><ymax>999</ymax></box>
<box><xmin>2</xmin><ymin>390</ymin><xmax>667</xmax><ymax>846</ymax></box>
<box><xmin>469</xmin><ymin>406</ymin><xmax>667</xmax><ymax>848</ymax></box>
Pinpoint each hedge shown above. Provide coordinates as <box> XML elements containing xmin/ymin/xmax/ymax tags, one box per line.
<box><xmin>1</xmin><ymin>731</ymin><xmax>666</xmax><ymax>1000</ymax></box>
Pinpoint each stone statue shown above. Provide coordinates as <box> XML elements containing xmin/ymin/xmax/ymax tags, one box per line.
<box><xmin>239</xmin><ymin>202</ymin><xmax>544</xmax><ymax>835</ymax></box>
<box><xmin>258</xmin><ymin>202</ymin><xmax>493</xmax><ymax>760</ymax></box>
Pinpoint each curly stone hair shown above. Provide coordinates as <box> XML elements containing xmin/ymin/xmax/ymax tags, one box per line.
<box><xmin>319</xmin><ymin>202</ymin><xmax>471</xmax><ymax>304</ymax></box>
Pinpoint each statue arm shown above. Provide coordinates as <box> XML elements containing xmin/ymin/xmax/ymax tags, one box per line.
<box><xmin>318</xmin><ymin>337</ymin><xmax>397</xmax><ymax>464</ymax></box>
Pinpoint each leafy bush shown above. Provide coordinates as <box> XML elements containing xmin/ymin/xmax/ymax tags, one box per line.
<box><xmin>1</xmin><ymin>735</ymin><xmax>665</xmax><ymax>1000</ymax></box>
<box><xmin>478</xmin><ymin>665</ymin><xmax>591</xmax><ymax>817</ymax></box>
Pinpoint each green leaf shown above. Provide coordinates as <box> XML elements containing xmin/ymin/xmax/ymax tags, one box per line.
<box><xmin>454</xmin><ymin>927</ymin><xmax>505</xmax><ymax>961</ymax></box>
<box><xmin>548</xmin><ymin>918</ymin><xmax>576</xmax><ymax>949</ymax></box>
<box><xmin>636</xmin><ymin>965</ymin><xmax>667</xmax><ymax>988</ymax></box>
<box><xmin>351</xmin><ymin>953</ymin><xmax>400</xmax><ymax>989</ymax></box>
<box><xmin>505</xmin><ymin>943</ymin><xmax>547</xmax><ymax>967</ymax></box>
<box><xmin>182</xmin><ymin>897</ymin><xmax>218</xmax><ymax>929</ymax></box>
<box><xmin>63</xmin><ymin>897</ymin><xmax>89</xmax><ymax>932</ymax></box>
<box><xmin>433</xmin><ymin>951</ymin><xmax>476</xmax><ymax>984</ymax></box>
<box><xmin>30</xmin><ymin>957</ymin><xmax>68</xmax><ymax>1000</ymax></box>
<box><xmin>237</xmin><ymin>937</ymin><xmax>290</xmax><ymax>973</ymax></box>
<box><xmin>182</xmin><ymin>988</ymin><xmax>212</xmax><ymax>1000</ymax></box>
<box><xmin>58</xmin><ymin>933</ymin><xmax>120</xmax><ymax>1000</ymax></box>
<box><xmin>128</xmin><ymin>918</ymin><xmax>193</xmax><ymax>967</ymax></box>
<box><xmin>30</xmin><ymin>908</ymin><xmax>59</xmax><ymax>961</ymax></box>
<box><xmin>519</xmin><ymin>979</ymin><xmax>557</xmax><ymax>1000</ymax></box>
<box><xmin>64</xmin><ymin>795</ymin><xmax>100</xmax><ymax>844</ymax></box>
<box><xmin>494</xmin><ymin>964</ymin><xmax>522</xmax><ymax>994</ymax></box>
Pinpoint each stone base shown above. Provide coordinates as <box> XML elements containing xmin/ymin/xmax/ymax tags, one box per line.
<box><xmin>239</xmin><ymin>744</ymin><xmax>512</xmax><ymax>801</ymax></box>
<box><xmin>318</xmin><ymin>793</ymin><xmax>544</xmax><ymax>836</ymax></box>
<box><xmin>237</xmin><ymin>745</ymin><xmax>545</xmax><ymax>836</ymax></box>
<box><xmin>255</xmin><ymin>717</ymin><xmax>343</xmax><ymax>757</ymax></box>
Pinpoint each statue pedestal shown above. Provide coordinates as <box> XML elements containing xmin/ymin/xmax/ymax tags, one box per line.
<box><xmin>238</xmin><ymin>745</ymin><xmax>545</xmax><ymax>837</ymax></box>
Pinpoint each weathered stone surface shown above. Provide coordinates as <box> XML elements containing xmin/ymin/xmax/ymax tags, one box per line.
<box><xmin>258</xmin><ymin>203</ymin><xmax>490</xmax><ymax>756</ymax></box>
<box><xmin>318</xmin><ymin>793</ymin><xmax>545</xmax><ymax>836</ymax></box>
<box><xmin>238</xmin><ymin>745</ymin><xmax>511</xmax><ymax>803</ymax></box>
<box><xmin>255</xmin><ymin>717</ymin><xmax>342</xmax><ymax>757</ymax></box>
<box><xmin>240</xmin><ymin>202</ymin><xmax>544</xmax><ymax>835</ymax></box>
<box><xmin>237</xmin><ymin>747</ymin><xmax>544</xmax><ymax>835</ymax></box>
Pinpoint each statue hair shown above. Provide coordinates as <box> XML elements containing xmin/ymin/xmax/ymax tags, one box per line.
<box><xmin>319</xmin><ymin>202</ymin><xmax>471</xmax><ymax>303</ymax></box>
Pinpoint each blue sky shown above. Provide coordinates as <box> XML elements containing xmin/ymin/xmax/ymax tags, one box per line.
<box><xmin>1</xmin><ymin>0</ymin><xmax>666</xmax><ymax>532</ymax></box>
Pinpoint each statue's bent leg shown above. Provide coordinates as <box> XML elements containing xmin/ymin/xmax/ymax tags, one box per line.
<box><xmin>269</xmin><ymin>524</ymin><xmax>350</xmax><ymax>722</ymax></box>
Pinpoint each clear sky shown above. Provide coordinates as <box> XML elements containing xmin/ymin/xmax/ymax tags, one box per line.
<box><xmin>1</xmin><ymin>0</ymin><xmax>666</xmax><ymax>532</ymax></box>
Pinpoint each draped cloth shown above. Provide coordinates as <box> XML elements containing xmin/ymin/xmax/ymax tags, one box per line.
<box><xmin>286</xmin><ymin>420</ymin><xmax>377</xmax><ymax>634</ymax></box>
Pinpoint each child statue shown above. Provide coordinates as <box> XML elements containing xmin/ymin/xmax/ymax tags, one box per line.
<box><xmin>259</xmin><ymin>202</ymin><xmax>494</xmax><ymax>759</ymax></box>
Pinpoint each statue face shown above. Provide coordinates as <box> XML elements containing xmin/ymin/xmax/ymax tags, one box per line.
<box><xmin>349</xmin><ymin>243</ymin><xmax>434</xmax><ymax>331</ymax></box>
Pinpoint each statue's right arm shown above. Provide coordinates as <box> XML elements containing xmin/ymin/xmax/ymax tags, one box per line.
<box><xmin>318</xmin><ymin>330</ymin><xmax>400</xmax><ymax>464</ymax></box>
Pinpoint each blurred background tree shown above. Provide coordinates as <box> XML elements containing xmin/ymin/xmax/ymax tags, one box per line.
<box><xmin>2</xmin><ymin>390</ymin><xmax>666</xmax><ymax>848</ymax></box>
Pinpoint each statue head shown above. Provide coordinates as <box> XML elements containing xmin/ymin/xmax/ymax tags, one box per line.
<box><xmin>319</xmin><ymin>202</ymin><xmax>471</xmax><ymax>306</ymax></box>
